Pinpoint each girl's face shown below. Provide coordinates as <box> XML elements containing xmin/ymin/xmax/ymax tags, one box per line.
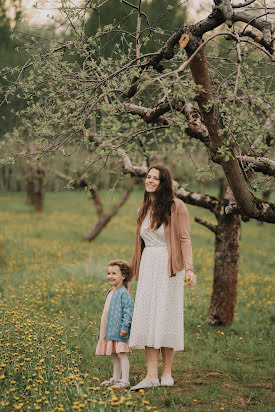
<box><xmin>145</xmin><ymin>168</ymin><xmax>160</xmax><ymax>193</ymax></box>
<box><xmin>107</xmin><ymin>265</ymin><xmax>125</xmax><ymax>289</ymax></box>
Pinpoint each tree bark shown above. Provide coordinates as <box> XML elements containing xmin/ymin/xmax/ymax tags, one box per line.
<box><xmin>206</xmin><ymin>185</ymin><xmax>241</xmax><ymax>325</ymax></box>
<box><xmin>257</xmin><ymin>190</ymin><xmax>271</xmax><ymax>226</ymax></box>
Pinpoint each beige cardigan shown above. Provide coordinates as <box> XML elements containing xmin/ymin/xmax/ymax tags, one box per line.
<box><xmin>131</xmin><ymin>198</ymin><xmax>194</xmax><ymax>280</ymax></box>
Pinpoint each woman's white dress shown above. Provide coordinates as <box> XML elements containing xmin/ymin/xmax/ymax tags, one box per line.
<box><xmin>129</xmin><ymin>212</ymin><xmax>184</xmax><ymax>351</ymax></box>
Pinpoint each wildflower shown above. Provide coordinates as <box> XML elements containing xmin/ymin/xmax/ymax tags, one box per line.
<box><xmin>13</xmin><ymin>404</ymin><xmax>24</xmax><ymax>410</ymax></box>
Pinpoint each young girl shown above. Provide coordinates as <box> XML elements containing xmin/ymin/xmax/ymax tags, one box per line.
<box><xmin>95</xmin><ymin>260</ymin><xmax>134</xmax><ymax>389</ymax></box>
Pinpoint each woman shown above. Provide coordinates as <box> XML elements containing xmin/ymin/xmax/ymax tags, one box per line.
<box><xmin>129</xmin><ymin>164</ymin><xmax>196</xmax><ymax>390</ymax></box>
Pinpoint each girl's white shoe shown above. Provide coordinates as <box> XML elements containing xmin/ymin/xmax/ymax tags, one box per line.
<box><xmin>113</xmin><ymin>379</ymin><xmax>130</xmax><ymax>389</ymax></box>
<box><xmin>100</xmin><ymin>377</ymin><xmax>118</xmax><ymax>386</ymax></box>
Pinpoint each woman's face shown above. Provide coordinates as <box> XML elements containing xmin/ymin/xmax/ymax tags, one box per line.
<box><xmin>145</xmin><ymin>168</ymin><xmax>160</xmax><ymax>193</ymax></box>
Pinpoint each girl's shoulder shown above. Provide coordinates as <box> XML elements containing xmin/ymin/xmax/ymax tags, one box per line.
<box><xmin>120</xmin><ymin>285</ymin><xmax>134</xmax><ymax>300</ymax></box>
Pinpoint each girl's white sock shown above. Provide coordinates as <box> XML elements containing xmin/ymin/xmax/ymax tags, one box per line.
<box><xmin>112</xmin><ymin>354</ymin><xmax>121</xmax><ymax>381</ymax></box>
<box><xmin>117</xmin><ymin>353</ymin><xmax>130</xmax><ymax>382</ymax></box>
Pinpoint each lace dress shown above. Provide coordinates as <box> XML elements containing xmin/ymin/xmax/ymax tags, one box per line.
<box><xmin>129</xmin><ymin>212</ymin><xmax>184</xmax><ymax>351</ymax></box>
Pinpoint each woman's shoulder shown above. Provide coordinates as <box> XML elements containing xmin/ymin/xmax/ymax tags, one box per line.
<box><xmin>172</xmin><ymin>197</ymin><xmax>186</xmax><ymax>209</ymax></box>
<box><xmin>172</xmin><ymin>197</ymin><xmax>189</xmax><ymax>216</ymax></box>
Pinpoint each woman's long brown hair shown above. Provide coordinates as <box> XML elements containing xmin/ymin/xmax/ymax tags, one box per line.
<box><xmin>137</xmin><ymin>164</ymin><xmax>174</xmax><ymax>229</ymax></box>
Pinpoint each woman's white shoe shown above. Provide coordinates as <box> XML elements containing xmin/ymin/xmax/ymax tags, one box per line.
<box><xmin>160</xmin><ymin>377</ymin><xmax>174</xmax><ymax>386</ymax></box>
<box><xmin>130</xmin><ymin>379</ymin><xmax>160</xmax><ymax>391</ymax></box>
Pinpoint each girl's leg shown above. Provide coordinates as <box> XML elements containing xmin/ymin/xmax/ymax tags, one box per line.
<box><xmin>112</xmin><ymin>354</ymin><xmax>121</xmax><ymax>381</ymax></box>
<box><xmin>144</xmin><ymin>346</ymin><xmax>160</xmax><ymax>380</ymax></box>
<box><xmin>117</xmin><ymin>353</ymin><xmax>130</xmax><ymax>383</ymax></box>
<box><xmin>160</xmin><ymin>347</ymin><xmax>174</xmax><ymax>378</ymax></box>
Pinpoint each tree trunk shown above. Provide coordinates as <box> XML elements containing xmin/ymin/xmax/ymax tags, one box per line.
<box><xmin>26</xmin><ymin>179</ymin><xmax>35</xmax><ymax>205</ymax></box>
<box><xmin>25</xmin><ymin>167</ymin><xmax>45</xmax><ymax>212</ymax></box>
<box><xmin>207</xmin><ymin>186</ymin><xmax>241</xmax><ymax>325</ymax></box>
<box><xmin>0</xmin><ymin>234</ymin><xmax>3</xmax><ymax>258</ymax></box>
<box><xmin>84</xmin><ymin>214</ymin><xmax>113</xmax><ymax>241</ymax></box>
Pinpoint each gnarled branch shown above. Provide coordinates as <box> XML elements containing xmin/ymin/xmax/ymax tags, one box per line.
<box><xmin>194</xmin><ymin>217</ymin><xmax>219</xmax><ymax>234</ymax></box>
<box><xmin>238</xmin><ymin>156</ymin><xmax>275</xmax><ymax>177</ymax></box>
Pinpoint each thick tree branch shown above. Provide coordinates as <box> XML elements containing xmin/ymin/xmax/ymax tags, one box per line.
<box><xmin>116</xmin><ymin>148</ymin><xmax>150</xmax><ymax>177</ymax></box>
<box><xmin>238</xmin><ymin>156</ymin><xmax>275</xmax><ymax>177</ymax></box>
<box><xmin>176</xmin><ymin>187</ymin><xmax>220</xmax><ymax>215</ymax></box>
<box><xmin>109</xmin><ymin>182</ymin><xmax>135</xmax><ymax>216</ymax></box>
<box><xmin>183</xmin><ymin>100</ymin><xmax>210</xmax><ymax>145</ymax></box>
<box><xmin>124</xmin><ymin>102</ymin><xmax>169</xmax><ymax>125</ymax></box>
<box><xmin>84</xmin><ymin>183</ymin><xmax>135</xmax><ymax>242</ymax></box>
<box><xmin>233</xmin><ymin>11</ymin><xmax>273</xmax><ymax>44</ymax></box>
<box><xmin>194</xmin><ymin>217</ymin><xmax>219</xmax><ymax>234</ymax></box>
<box><xmin>125</xmin><ymin>98</ymin><xmax>211</xmax><ymax>145</ymax></box>
<box><xmin>240</xmin><ymin>30</ymin><xmax>274</xmax><ymax>54</ymax></box>
<box><xmin>89</xmin><ymin>185</ymin><xmax>104</xmax><ymax>217</ymax></box>
<box><xmin>215</xmin><ymin>0</ymin><xmax>233</xmax><ymax>21</ymax></box>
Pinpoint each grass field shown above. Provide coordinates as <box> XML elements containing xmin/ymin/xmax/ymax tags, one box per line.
<box><xmin>0</xmin><ymin>190</ymin><xmax>274</xmax><ymax>411</ymax></box>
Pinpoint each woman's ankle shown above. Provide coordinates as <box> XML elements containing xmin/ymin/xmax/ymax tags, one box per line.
<box><xmin>144</xmin><ymin>375</ymin><xmax>159</xmax><ymax>381</ymax></box>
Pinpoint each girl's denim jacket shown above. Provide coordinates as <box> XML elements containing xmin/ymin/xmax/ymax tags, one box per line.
<box><xmin>105</xmin><ymin>285</ymin><xmax>134</xmax><ymax>342</ymax></box>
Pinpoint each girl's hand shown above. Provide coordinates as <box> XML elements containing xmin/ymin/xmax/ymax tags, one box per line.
<box><xmin>186</xmin><ymin>272</ymin><xmax>196</xmax><ymax>288</ymax></box>
<box><xmin>120</xmin><ymin>329</ymin><xmax>128</xmax><ymax>337</ymax></box>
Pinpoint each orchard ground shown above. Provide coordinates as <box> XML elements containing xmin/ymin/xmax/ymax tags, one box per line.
<box><xmin>0</xmin><ymin>190</ymin><xmax>274</xmax><ymax>411</ymax></box>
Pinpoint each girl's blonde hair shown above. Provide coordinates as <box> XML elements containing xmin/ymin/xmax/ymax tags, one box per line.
<box><xmin>107</xmin><ymin>260</ymin><xmax>132</xmax><ymax>288</ymax></box>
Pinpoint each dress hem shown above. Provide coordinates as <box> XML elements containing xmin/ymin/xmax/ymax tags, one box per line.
<box><xmin>130</xmin><ymin>344</ymin><xmax>184</xmax><ymax>351</ymax></box>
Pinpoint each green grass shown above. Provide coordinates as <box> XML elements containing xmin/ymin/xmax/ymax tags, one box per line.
<box><xmin>0</xmin><ymin>190</ymin><xmax>274</xmax><ymax>411</ymax></box>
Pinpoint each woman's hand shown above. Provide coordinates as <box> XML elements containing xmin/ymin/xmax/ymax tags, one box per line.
<box><xmin>120</xmin><ymin>329</ymin><xmax>128</xmax><ymax>337</ymax></box>
<box><xmin>186</xmin><ymin>272</ymin><xmax>196</xmax><ymax>288</ymax></box>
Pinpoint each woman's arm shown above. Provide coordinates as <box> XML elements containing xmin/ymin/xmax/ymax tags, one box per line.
<box><xmin>177</xmin><ymin>202</ymin><xmax>196</xmax><ymax>287</ymax></box>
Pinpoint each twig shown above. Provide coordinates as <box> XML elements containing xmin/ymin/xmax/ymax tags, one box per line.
<box><xmin>136</xmin><ymin>0</ymin><xmax>142</xmax><ymax>64</ymax></box>
<box><xmin>229</xmin><ymin>36</ymin><xmax>242</xmax><ymax>127</ymax></box>
<box><xmin>232</xmin><ymin>0</ymin><xmax>257</xmax><ymax>8</ymax></box>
